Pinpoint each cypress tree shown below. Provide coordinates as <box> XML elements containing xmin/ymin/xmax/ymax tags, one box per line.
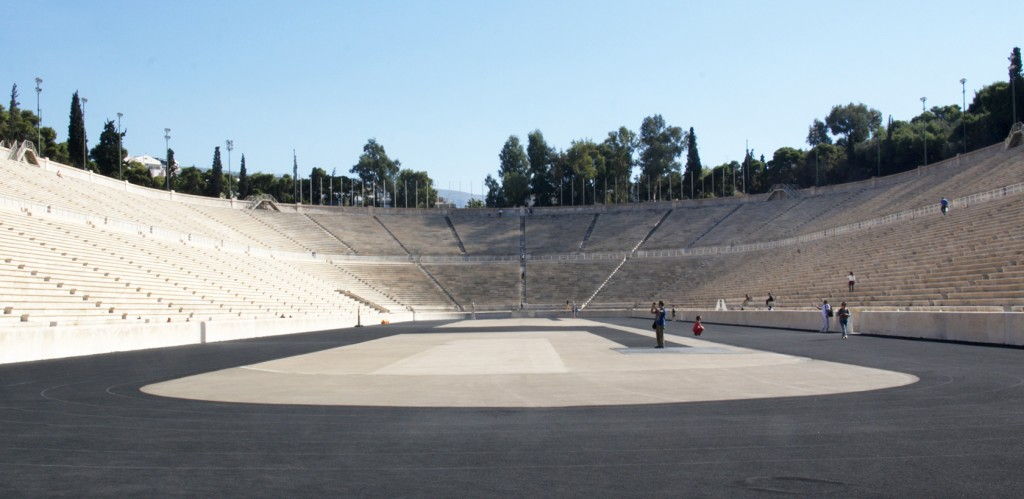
<box><xmin>684</xmin><ymin>127</ymin><xmax>703</xmax><ymax>198</ymax></box>
<box><xmin>68</xmin><ymin>92</ymin><xmax>87</xmax><ymax>168</ymax></box>
<box><xmin>237</xmin><ymin>154</ymin><xmax>249</xmax><ymax>198</ymax></box>
<box><xmin>207</xmin><ymin>146</ymin><xmax>224</xmax><ymax>197</ymax></box>
<box><xmin>165</xmin><ymin>148</ymin><xmax>175</xmax><ymax>190</ymax></box>
<box><xmin>7</xmin><ymin>84</ymin><xmax>19</xmax><ymax>142</ymax></box>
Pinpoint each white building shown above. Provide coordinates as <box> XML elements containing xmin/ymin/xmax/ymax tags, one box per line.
<box><xmin>125</xmin><ymin>155</ymin><xmax>170</xmax><ymax>178</ymax></box>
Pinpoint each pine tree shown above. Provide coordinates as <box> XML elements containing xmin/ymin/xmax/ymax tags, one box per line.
<box><xmin>90</xmin><ymin>120</ymin><xmax>125</xmax><ymax>178</ymax></box>
<box><xmin>237</xmin><ymin>154</ymin><xmax>249</xmax><ymax>198</ymax></box>
<box><xmin>207</xmin><ymin>146</ymin><xmax>224</xmax><ymax>197</ymax></box>
<box><xmin>7</xmin><ymin>84</ymin><xmax>19</xmax><ymax>142</ymax></box>
<box><xmin>68</xmin><ymin>92</ymin><xmax>87</xmax><ymax>168</ymax></box>
<box><xmin>165</xmin><ymin>148</ymin><xmax>175</xmax><ymax>190</ymax></box>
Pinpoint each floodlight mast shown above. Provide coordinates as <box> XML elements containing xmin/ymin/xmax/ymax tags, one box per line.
<box><xmin>34</xmin><ymin>77</ymin><xmax>42</xmax><ymax>153</ymax></box>
<box><xmin>81</xmin><ymin>97</ymin><xmax>87</xmax><ymax>169</ymax></box>
<box><xmin>226</xmin><ymin>140</ymin><xmax>234</xmax><ymax>198</ymax></box>
<box><xmin>164</xmin><ymin>128</ymin><xmax>171</xmax><ymax>190</ymax></box>
<box><xmin>117</xmin><ymin>112</ymin><xmax>124</xmax><ymax>180</ymax></box>
<box><xmin>960</xmin><ymin>78</ymin><xmax>967</xmax><ymax>154</ymax></box>
<box><xmin>921</xmin><ymin>97</ymin><xmax>928</xmax><ymax>166</ymax></box>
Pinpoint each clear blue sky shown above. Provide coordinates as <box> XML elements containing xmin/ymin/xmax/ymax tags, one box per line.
<box><xmin>4</xmin><ymin>0</ymin><xmax>1021</xmax><ymax>194</ymax></box>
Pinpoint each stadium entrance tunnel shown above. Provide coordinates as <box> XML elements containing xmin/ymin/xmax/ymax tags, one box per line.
<box><xmin>141</xmin><ymin>318</ymin><xmax>917</xmax><ymax>407</ymax></box>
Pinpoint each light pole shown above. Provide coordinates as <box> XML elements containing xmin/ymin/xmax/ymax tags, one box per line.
<box><xmin>34</xmin><ymin>77</ymin><xmax>42</xmax><ymax>152</ymax></box>
<box><xmin>164</xmin><ymin>128</ymin><xmax>171</xmax><ymax>190</ymax></box>
<box><xmin>920</xmin><ymin>96</ymin><xmax>928</xmax><ymax>166</ymax></box>
<box><xmin>116</xmin><ymin>112</ymin><xmax>123</xmax><ymax>180</ymax></box>
<box><xmin>81</xmin><ymin>97</ymin><xmax>87</xmax><ymax>169</ymax></box>
<box><xmin>960</xmin><ymin>78</ymin><xmax>967</xmax><ymax>153</ymax></box>
<box><xmin>225</xmin><ymin>140</ymin><xmax>234</xmax><ymax>198</ymax></box>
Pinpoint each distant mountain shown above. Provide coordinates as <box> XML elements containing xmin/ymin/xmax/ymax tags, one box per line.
<box><xmin>437</xmin><ymin>189</ymin><xmax>483</xmax><ymax>208</ymax></box>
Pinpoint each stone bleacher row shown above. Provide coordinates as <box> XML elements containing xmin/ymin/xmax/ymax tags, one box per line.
<box><xmin>0</xmin><ymin>210</ymin><xmax>366</xmax><ymax>327</ymax></box>
<box><xmin>0</xmin><ymin>142</ymin><xmax>1022</xmax><ymax>322</ymax></box>
<box><xmin>594</xmin><ymin>193</ymin><xmax>1024</xmax><ymax>311</ymax></box>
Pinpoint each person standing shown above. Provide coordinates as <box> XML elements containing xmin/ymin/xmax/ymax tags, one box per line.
<box><xmin>650</xmin><ymin>301</ymin><xmax>667</xmax><ymax>348</ymax></box>
<box><xmin>816</xmin><ymin>300</ymin><xmax>832</xmax><ymax>333</ymax></box>
<box><xmin>847</xmin><ymin>271</ymin><xmax>856</xmax><ymax>292</ymax></box>
<box><xmin>837</xmin><ymin>302</ymin><xmax>851</xmax><ymax>339</ymax></box>
<box><xmin>940</xmin><ymin>197</ymin><xmax>949</xmax><ymax>215</ymax></box>
<box><xmin>766</xmin><ymin>292</ymin><xmax>775</xmax><ymax>311</ymax></box>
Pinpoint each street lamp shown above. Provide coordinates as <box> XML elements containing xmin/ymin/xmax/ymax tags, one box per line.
<box><xmin>960</xmin><ymin>78</ymin><xmax>967</xmax><ymax>153</ymax></box>
<box><xmin>920</xmin><ymin>96</ymin><xmax>928</xmax><ymax>166</ymax></box>
<box><xmin>34</xmin><ymin>77</ymin><xmax>42</xmax><ymax>153</ymax></box>
<box><xmin>225</xmin><ymin>139</ymin><xmax>234</xmax><ymax>198</ymax></box>
<box><xmin>116</xmin><ymin>112</ymin><xmax>123</xmax><ymax>180</ymax></box>
<box><xmin>164</xmin><ymin>128</ymin><xmax>171</xmax><ymax>190</ymax></box>
<box><xmin>81</xmin><ymin>97</ymin><xmax>87</xmax><ymax>169</ymax></box>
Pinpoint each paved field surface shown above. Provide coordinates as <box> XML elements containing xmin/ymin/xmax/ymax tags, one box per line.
<box><xmin>142</xmin><ymin>319</ymin><xmax>914</xmax><ymax>407</ymax></box>
<box><xmin>1</xmin><ymin>317</ymin><xmax>1023</xmax><ymax>496</ymax></box>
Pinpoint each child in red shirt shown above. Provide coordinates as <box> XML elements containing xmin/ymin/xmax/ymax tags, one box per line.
<box><xmin>692</xmin><ymin>315</ymin><xmax>704</xmax><ymax>336</ymax></box>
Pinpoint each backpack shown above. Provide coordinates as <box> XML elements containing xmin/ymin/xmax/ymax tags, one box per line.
<box><xmin>826</xmin><ymin>308</ymin><xmax>834</xmax><ymax>317</ymax></box>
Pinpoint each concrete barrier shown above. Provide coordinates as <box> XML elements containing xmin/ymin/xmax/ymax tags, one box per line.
<box><xmin>0</xmin><ymin>322</ymin><xmax>199</xmax><ymax>364</ymax></box>
<box><xmin>858</xmin><ymin>311</ymin><xmax>1024</xmax><ymax>346</ymax></box>
<box><xmin>641</xmin><ymin>309</ymin><xmax>1024</xmax><ymax>347</ymax></box>
<box><xmin>0</xmin><ymin>311</ymin><xmax>471</xmax><ymax>365</ymax></box>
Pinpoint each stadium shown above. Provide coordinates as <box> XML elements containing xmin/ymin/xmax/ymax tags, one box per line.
<box><xmin>2</xmin><ymin>124</ymin><xmax>1024</xmax><ymax>495</ymax></box>
<box><xmin>4</xmin><ymin>2</ymin><xmax>1024</xmax><ymax>496</ymax></box>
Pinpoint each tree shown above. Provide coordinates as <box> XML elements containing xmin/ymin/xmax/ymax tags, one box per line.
<box><xmin>564</xmin><ymin>140</ymin><xmax>604</xmax><ymax>204</ymax></box>
<box><xmin>351</xmin><ymin>138</ymin><xmax>400</xmax><ymax>187</ymax></box>
<box><xmin>683</xmin><ymin>127</ymin><xmax>702</xmax><ymax>198</ymax></box>
<box><xmin>164</xmin><ymin>148</ymin><xmax>176</xmax><ymax>190</ymax></box>
<box><xmin>6</xmin><ymin>84</ymin><xmax>19</xmax><ymax>142</ymax></box>
<box><xmin>600</xmin><ymin>127</ymin><xmax>636</xmax><ymax>203</ymax></box>
<box><xmin>806</xmin><ymin>119</ymin><xmax>832</xmax><ymax>146</ymax></box>
<box><xmin>466</xmin><ymin>198</ymin><xmax>485</xmax><ymax>209</ymax></box>
<box><xmin>237</xmin><ymin>154</ymin><xmax>250</xmax><ymax>198</ymax></box>
<box><xmin>484</xmin><ymin>174</ymin><xmax>503</xmax><ymax>207</ymax></box>
<box><xmin>527</xmin><ymin>130</ymin><xmax>555</xmax><ymax>206</ymax></box>
<box><xmin>207</xmin><ymin>146</ymin><xmax>224</xmax><ymax>197</ymax></box>
<box><xmin>638</xmin><ymin>115</ymin><xmax>685</xmax><ymax>200</ymax></box>
<box><xmin>174</xmin><ymin>166</ymin><xmax>206</xmax><ymax>195</ymax></box>
<box><xmin>497</xmin><ymin>135</ymin><xmax>530</xmax><ymax>206</ymax></box>
<box><xmin>1010</xmin><ymin>46</ymin><xmax>1022</xmax><ymax>125</ymax></box>
<box><xmin>825</xmin><ymin>103</ymin><xmax>882</xmax><ymax>153</ymax></box>
<box><xmin>89</xmin><ymin>120</ymin><xmax>125</xmax><ymax>178</ymax></box>
<box><xmin>766</xmin><ymin>147</ymin><xmax>804</xmax><ymax>186</ymax></box>
<box><xmin>123</xmin><ymin>160</ymin><xmax>155</xmax><ymax>187</ymax></box>
<box><xmin>310</xmin><ymin>167</ymin><xmax>328</xmax><ymax>205</ymax></box>
<box><xmin>395</xmin><ymin>169</ymin><xmax>438</xmax><ymax>208</ymax></box>
<box><xmin>68</xmin><ymin>92</ymin><xmax>87</xmax><ymax>169</ymax></box>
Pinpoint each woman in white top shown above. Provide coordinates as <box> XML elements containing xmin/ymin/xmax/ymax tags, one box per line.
<box><xmin>848</xmin><ymin>272</ymin><xmax>856</xmax><ymax>292</ymax></box>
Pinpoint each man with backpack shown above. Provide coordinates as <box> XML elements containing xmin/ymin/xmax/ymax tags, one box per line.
<box><xmin>650</xmin><ymin>301</ymin><xmax>667</xmax><ymax>348</ymax></box>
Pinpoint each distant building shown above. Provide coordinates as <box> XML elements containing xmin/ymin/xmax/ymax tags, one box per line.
<box><xmin>125</xmin><ymin>155</ymin><xmax>171</xmax><ymax>178</ymax></box>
